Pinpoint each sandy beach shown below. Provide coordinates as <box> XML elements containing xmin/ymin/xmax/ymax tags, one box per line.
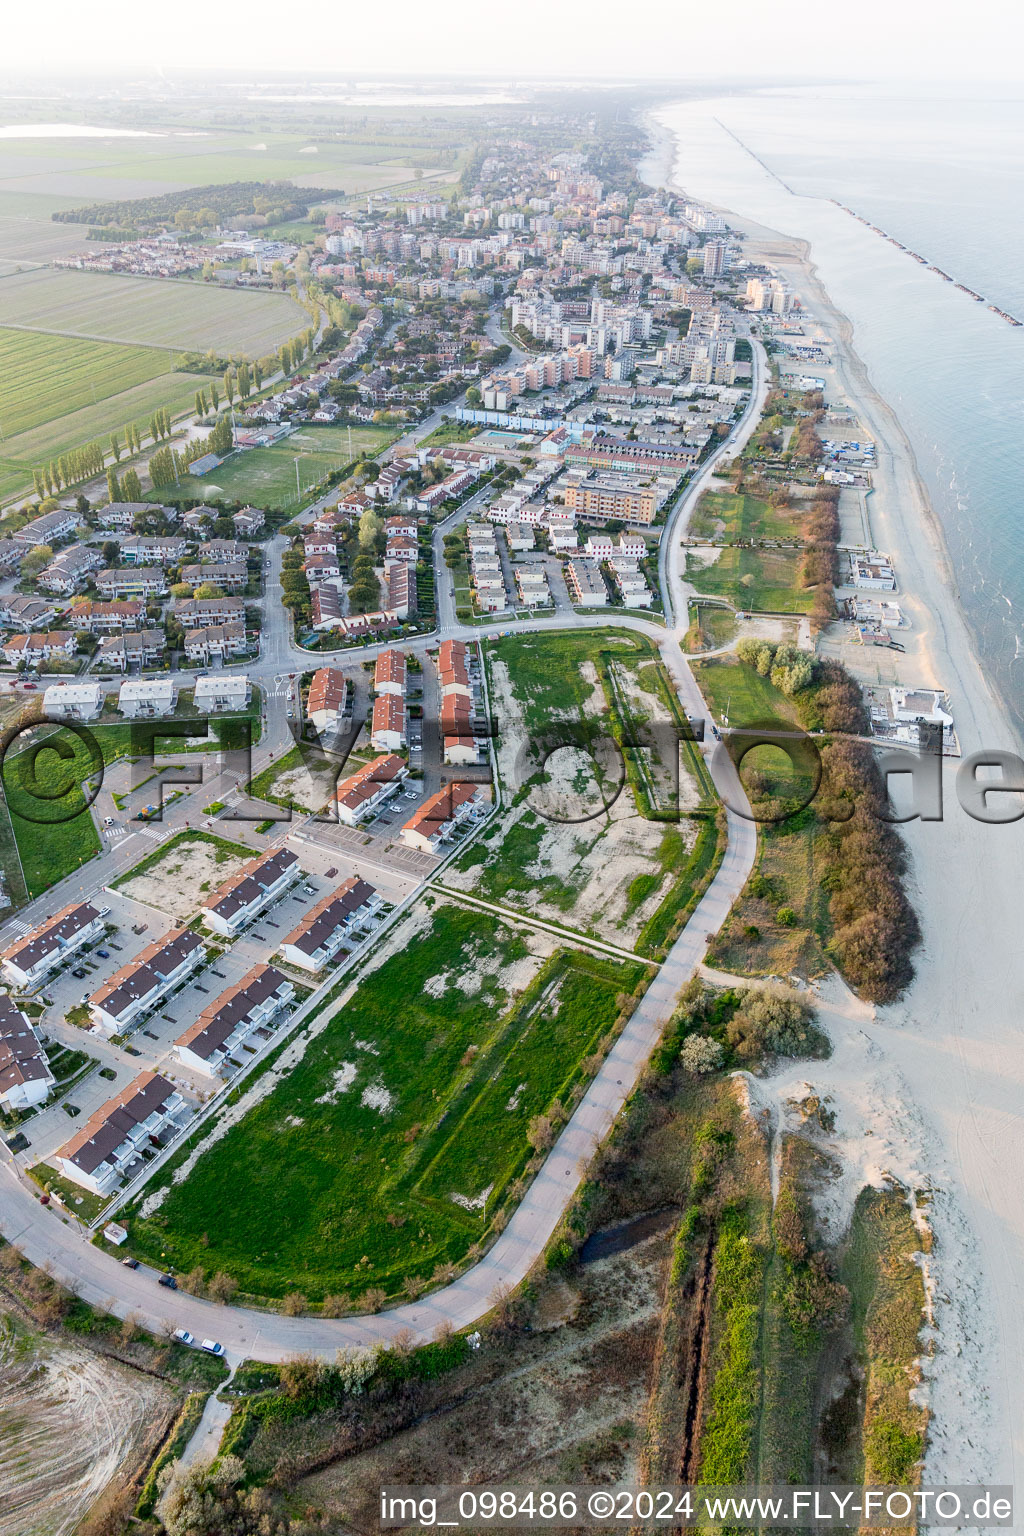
<box><xmin>650</xmin><ymin>107</ymin><xmax>1024</xmax><ymax>1492</ymax></box>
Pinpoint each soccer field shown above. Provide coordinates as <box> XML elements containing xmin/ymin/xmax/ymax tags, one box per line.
<box><xmin>157</xmin><ymin>425</ymin><xmax>398</xmax><ymax>508</ymax></box>
<box><xmin>0</xmin><ymin>268</ymin><xmax>305</xmax><ymax>355</ymax></box>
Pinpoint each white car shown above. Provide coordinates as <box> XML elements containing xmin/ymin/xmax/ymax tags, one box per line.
<box><xmin>201</xmin><ymin>1339</ymin><xmax>225</xmax><ymax>1356</ymax></box>
<box><xmin>173</xmin><ymin>1328</ymin><xmax>195</xmax><ymax>1346</ymax></box>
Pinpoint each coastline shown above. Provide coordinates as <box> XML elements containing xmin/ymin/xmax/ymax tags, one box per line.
<box><xmin>647</xmin><ymin>105</ymin><xmax>1024</xmax><ymax>1489</ymax></box>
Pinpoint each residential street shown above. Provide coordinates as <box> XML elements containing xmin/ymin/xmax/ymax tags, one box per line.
<box><xmin>0</xmin><ymin>344</ymin><xmax>764</xmax><ymax>1361</ymax></box>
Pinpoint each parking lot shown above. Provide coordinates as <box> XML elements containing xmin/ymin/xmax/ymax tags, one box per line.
<box><xmin>14</xmin><ymin>863</ymin><xmax>359</xmax><ymax>1167</ymax></box>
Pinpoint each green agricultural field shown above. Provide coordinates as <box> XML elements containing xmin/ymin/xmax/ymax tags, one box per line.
<box><xmin>155</xmin><ymin>425</ymin><xmax>397</xmax><ymax>508</ymax></box>
<box><xmin>0</xmin><ymin>133</ymin><xmax>450</xmax><ymax>205</ymax></box>
<box><xmin>0</xmin><ymin>327</ymin><xmax>173</xmax><ymax>441</ymax></box>
<box><xmin>0</xmin><ymin>365</ymin><xmax>206</xmax><ymax>490</ymax></box>
<box><xmin>123</xmin><ymin>903</ymin><xmax>649</xmax><ymax>1301</ymax></box>
<box><xmin>685</xmin><ymin>545</ymin><xmax>814</xmax><ymax>614</ymax></box>
<box><xmin>0</xmin><ymin>268</ymin><xmax>306</xmax><ymax>355</ymax></box>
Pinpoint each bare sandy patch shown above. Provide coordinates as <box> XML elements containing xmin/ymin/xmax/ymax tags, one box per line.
<box><xmin>0</xmin><ymin>1313</ymin><xmax>175</xmax><ymax>1536</ymax></box>
<box><xmin>117</xmin><ymin>835</ymin><xmax>253</xmax><ymax>922</ymax></box>
<box><xmin>263</xmin><ymin>757</ymin><xmax>338</xmax><ymax>812</ymax></box>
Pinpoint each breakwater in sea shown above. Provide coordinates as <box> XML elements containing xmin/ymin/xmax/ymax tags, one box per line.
<box><xmin>828</xmin><ymin>200</ymin><xmax>1022</xmax><ymax>327</ymax></box>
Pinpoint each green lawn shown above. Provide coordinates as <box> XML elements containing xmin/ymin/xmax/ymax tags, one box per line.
<box><xmin>123</xmin><ymin>904</ymin><xmax>647</xmax><ymax>1301</ymax></box>
<box><xmin>0</xmin><ymin>717</ymin><xmax>256</xmax><ymax>900</ymax></box>
<box><xmin>685</xmin><ymin>545</ymin><xmax>814</xmax><ymax>614</ymax></box>
<box><xmin>1</xmin><ymin>724</ymin><xmax>105</xmax><ymax>895</ymax></box>
<box><xmin>691</xmin><ymin>655</ymin><xmax>799</xmax><ymax>732</ymax></box>
<box><xmin>690</xmin><ymin>489</ymin><xmax>805</xmax><ymax>542</ymax></box>
<box><xmin>149</xmin><ymin>425</ymin><xmax>396</xmax><ymax>509</ymax></box>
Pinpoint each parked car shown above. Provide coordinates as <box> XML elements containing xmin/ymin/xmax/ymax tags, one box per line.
<box><xmin>72</xmin><ymin>967</ymin><xmax>87</xmax><ymax>979</ymax></box>
<box><xmin>173</xmin><ymin>1328</ymin><xmax>195</xmax><ymax>1345</ymax></box>
<box><xmin>21</xmin><ymin>682</ymin><xmax>36</xmax><ymax>691</ymax></box>
<box><xmin>201</xmin><ymin>1339</ymin><xmax>225</xmax><ymax>1356</ymax></box>
<box><xmin>157</xmin><ymin>1273</ymin><xmax>178</xmax><ymax>1290</ymax></box>
<box><xmin>122</xmin><ymin>1257</ymin><xmax>139</xmax><ymax>1270</ymax></box>
<box><xmin>97</xmin><ymin>948</ymin><xmax>110</xmax><ymax>958</ymax></box>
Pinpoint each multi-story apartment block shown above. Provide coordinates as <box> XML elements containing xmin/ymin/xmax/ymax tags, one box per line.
<box><xmin>201</xmin><ymin>848</ymin><xmax>299</xmax><ymax>937</ymax></box>
<box><xmin>174</xmin><ymin>966</ymin><xmax>296</xmax><ymax>1078</ymax></box>
<box><xmin>1</xmin><ymin>901</ymin><xmax>106</xmax><ymax>989</ymax></box>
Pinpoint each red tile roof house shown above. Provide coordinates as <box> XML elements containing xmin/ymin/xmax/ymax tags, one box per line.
<box><xmin>200</xmin><ymin>848</ymin><xmax>299</xmax><ymax>937</ymax></box>
<box><xmin>370</xmin><ymin>692</ymin><xmax>406</xmax><ymax>751</ymax></box>
<box><xmin>174</xmin><ymin>965</ymin><xmax>295</xmax><ymax>1078</ymax></box>
<box><xmin>400</xmin><ymin>782</ymin><xmax>486</xmax><ymax>854</ymax></box>
<box><xmin>279</xmin><ymin>877</ymin><xmax>382</xmax><ymax>972</ymax></box>
<box><xmin>307</xmin><ymin>666</ymin><xmax>350</xmax><ymax>734</ymax></box>
<box><xmin>374</xmin><ymin>648</ymin><xmax>407</xmax><ymax>696</ymax></box>
<box><xmin>55</xmin><ymin>1070</ymin><xmax>192</xmax><ymax>1196</ymax></box>
<box><xmin>333</xmin><ymin>753</ymin><xmax>406</xmax><ymax>825</ymax></box>
<box><xmin>88</xmin><ymin>928</ymin><xmax>207</xmax><ymax>1038</ymax></box>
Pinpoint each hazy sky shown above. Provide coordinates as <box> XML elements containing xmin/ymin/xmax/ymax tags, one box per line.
<box><xmin>4</xmin><ymin>0</ymin><xmax>1024</xmax><ymax>82</ymax></box>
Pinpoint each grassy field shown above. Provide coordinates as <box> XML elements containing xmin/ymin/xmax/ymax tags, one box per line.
<box><xmin>1</xmin><ymin>724</ymin><xmax>104</xmax><ymax>896</ymax></box>
<box><xmin>452</xmin><ymin>630</ymin><xmax>721</xmax><ymax>959</ymax></box>
<box><xmin>840</xmin><ymin>1187</ymin><xmax>927</xmax><ymax>1485</ymax></box>
<box><xmin>691</xmin><ymin>654</ymin><xmax>800</xmax><ymax>733</ymax></box>
<box><xmin>693</xmin><ymin>656</ymin><xmax>830</xmax><ymax>980</ymax></box>
<box><xmin>686</xmin><ymin>546</ymin><xmax>814</xmax><ymax>614</ymax></box>
<box><xmin>0</xmin><ymin>268</ymin><xmax>306</xmax><ymax>354</ymax></box>
<box><xmin>683</xmin><ymin>602</ymin><xmax>737</xmax><ymax>654</ymax></box>
<box><xmin>0</xmin><ymin>268</ymin><xmax>309</xmax><ymax>502</ymax></box>
<box><xmin>152</xmin><ymin>424</ymin><xmax>396</xmax><ymax>507</ymax></box>
<box><xmin>0</xmin><ymin>717</ymin><xmax>256</xmax><ymax>900</ymax></box>
<box><xmin>123</xmin><ymin>903</ymin><xmax>648</xmax><ymax>1301</ymax></box>
<box><xmin>690</xmin><ymin>488</ymin><xmax>806</xmax><ymax>543</ymax></box>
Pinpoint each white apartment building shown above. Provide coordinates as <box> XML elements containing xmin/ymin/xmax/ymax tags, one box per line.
<box><xmin>193</xmin><ymin>674</ymin><xmax>251</xmax><ymax>713</ymax></box>
<box><xmin>279</xmin><ymin>878</ymin><xmax>382</xmax><ymax>972</ymax></box>
<box><xmin>89</xmin><ymin>928</ymin><xmax>207</xmax><ymax>1037</ymax></box>
<box><xmin>55</xmin><ymin>1071</ymin><xmax>191</xmax><ymax>1195</ymax></box>
<box><xmin>200</xmin><ymin>848</ymin><xmax>299</xmax><ymax>937</ymax></box>
<box><xmin>42</xmin><ymin>682</ymin><xmax>104</xmax><ymax>722</ymax></box>
<box><xmin>0</xmin><ymin>996</ymin><xmax>55</xmax><ymax>1111</ymax></box>
<box><xmin>118</xmin><ymin>678</ymin><xmax>178</xmax><ymax>718</ymax></box>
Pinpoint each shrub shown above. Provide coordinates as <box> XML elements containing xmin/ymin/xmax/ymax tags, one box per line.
<box><xmin>679</xmin><ymin>1035</ymin><xmax>724</xmax><ymax>1075</ymax></box>
<box><xmin>726</xmin><ymin>985</ymin><xmax>823</xmax><ymax>1061</ymax></box>
<box><xmin>281</xmin><ymin>1291</ymin><xmax>306</xmax><ymax>1316</ymax></box>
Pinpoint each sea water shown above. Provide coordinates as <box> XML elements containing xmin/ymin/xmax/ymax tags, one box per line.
<box><xmin>651</xmin><ymin>84</ymin><xmax>1024</xmax><ymax>739</ymax></box>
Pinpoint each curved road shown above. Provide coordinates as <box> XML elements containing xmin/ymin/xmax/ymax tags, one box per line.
<box><xmin>0</xmin><ymin>345</ymin><xmax>766</xmax><ymax>1360</ymax></box>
